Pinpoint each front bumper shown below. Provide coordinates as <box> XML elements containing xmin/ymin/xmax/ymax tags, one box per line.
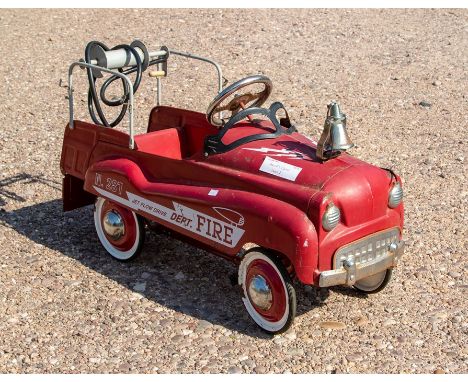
<box><xmin>319</xmin><ymin>228</ymin><xmax>405</xmax><ymax>288</ymax></box>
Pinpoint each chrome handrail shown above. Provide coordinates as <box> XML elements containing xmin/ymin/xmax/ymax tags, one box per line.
<box><xmin>169</xmin><ymin>50</ymin><xmax>223</xmax><ymax>93</ymax></box>
<box><xmin>67</xmin><ymin>49</ymin><xmax>223</xmax><ymax>151</ymax></box>
<box><xmin>68</xmin><ymin>62</ymin><xmax>136</xmax><ymax>149</ymax></box>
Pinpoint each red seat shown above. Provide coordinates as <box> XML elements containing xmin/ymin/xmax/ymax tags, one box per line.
<box><xmin>147</xmin><ymin>106</ymin><xmax>219</xmax><ymax>157</ymax></box>
<box><xmin>134</xmin><ymin>128</ymin><xmax>184</xmax><ymax>159</ymax></box>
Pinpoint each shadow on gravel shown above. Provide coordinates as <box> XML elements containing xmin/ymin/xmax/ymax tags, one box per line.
<box><xmin>0</xmin><ymin>173</ymin><xmax>61</xmax><ymax>207</ymax></box>
<box><xmin>1</xmin><ymin>193</ymin><xmax>328</xmax><ymax>337</ymax></box>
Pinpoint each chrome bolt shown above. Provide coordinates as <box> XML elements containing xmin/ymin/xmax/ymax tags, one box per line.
<box><xmin>343</xmin><ymin>259</ymin><xmax>355</xmax><ymax>270</ymax></box>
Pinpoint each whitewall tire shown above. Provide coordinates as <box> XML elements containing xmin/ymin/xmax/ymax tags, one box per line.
<box><xmin>238</xmin><ymin>249</ymin><xmax>296</xmax><ymax>334</ymax></box>
<box><xmin>353</xmin><ymin>269</ymin><xmax>393</xmax><ymax>294</ymax></box>
<box><xmin>94</xmin><ymin>197</ymin><xmax>145</xmax><ymax>261</ymax></box>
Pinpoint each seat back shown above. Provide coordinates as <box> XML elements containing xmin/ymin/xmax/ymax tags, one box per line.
<box><xmin>147</xmin><ymin>106</ymin><xmax>218</xmax><ymax>157</ymax></box>
<box><xmin>134</xmin><ymin>128</ymin><xmax>184</xmax><ymax>159</ymax></box>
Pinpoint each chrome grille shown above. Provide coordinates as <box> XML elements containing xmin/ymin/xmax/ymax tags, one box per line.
<box><xmin>334</xmin><ymin>228</ymin><xmax>400</xmax><ymax>269</ymax></box>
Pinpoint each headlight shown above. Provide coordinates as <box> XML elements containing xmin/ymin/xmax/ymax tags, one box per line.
<box><xmin>322</xmin><ymin>203</ymin><xmax>340</xmax><ymax>231</ymax></box>
<box><xmin>388</xmin><ymin>182</ymin><xmax>403</xmax><ymax>208</ymax></box>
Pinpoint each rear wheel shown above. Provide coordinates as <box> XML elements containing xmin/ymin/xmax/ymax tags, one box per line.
<box><xmin>238</xmin><ymin>249</ymin><xmax>296</xmax><ymax>334</ymax></box>
<box><xmin>94</xmin><ymin>197</ymin><xmax>145</xmax><ymax>261</ymax></box>
<box><xmin>353</xmin><ymin>269</ymin><xmax>392</xmax><ymax>294</ymax></box>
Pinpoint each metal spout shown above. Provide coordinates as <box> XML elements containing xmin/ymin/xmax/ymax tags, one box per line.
<box><xmin>316</xmin><ymin>101</ymin><xmax>354</xmax><ymax>161</ymax></box>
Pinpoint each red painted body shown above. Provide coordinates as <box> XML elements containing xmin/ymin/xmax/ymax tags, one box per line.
<box><xmin>60</xmin><ymin>106</ymin><xmax>404</xmax><ymax>286</ymax></box>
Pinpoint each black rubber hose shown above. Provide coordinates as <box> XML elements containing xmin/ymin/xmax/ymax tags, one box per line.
<box><xmin>84</xmin><ymin>41</ymin><xmax>144</xmax><ymax>127</ymax></box>
<box><xmin>85</xmin><ymin>41</ymin><xmax>110</xmax><ymax>126</ymax></box>
<box><xmin>99</xmin><ymin>57</ymin><xmax>166</xmax><ymax>107</ymax></box>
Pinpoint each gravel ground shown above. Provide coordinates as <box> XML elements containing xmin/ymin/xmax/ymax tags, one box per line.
<box><xmin>0</xmin><ymin>9</ymin><xmax>467</xmax><ymax>373</ymax></box>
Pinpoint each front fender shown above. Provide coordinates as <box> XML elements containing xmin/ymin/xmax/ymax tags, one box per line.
<box><xmin>84</xmin><ymin>158</ymin><xmax>318</xmax><ymax>284</ymax></box>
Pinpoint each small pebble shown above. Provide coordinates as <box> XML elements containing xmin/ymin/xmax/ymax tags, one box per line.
<box><xmin>347</xmin><ymin>353</ymin><xmax>364</xmax><ymax>362</ymax></box>
<box><xmin>254</xmin><ymin>366</ymin><xmax>267</xmax><ymax>374</ymax></box>
<box><xmin>419</xmin><ymin>100</ymin><xmax>432</xmax><ymax>108</ymax></box>
<box><xmin>196</xmin><ymin>320</ymin><xmax>213</xmax><ymax>330</ymax></box>
<box><xmin>132</xmin><ymin>282</ymin><xmax>146</xmax><ymax>293</ymax></box>
<box><xmin>356</xmin><ymin>316</ymin><xmax>369</xmax><ymax>327</ymax></box>
<box><xmin>319</xmin><ymin>321</ymin><xmax>347</xmax><ymax>330</ymax></box>
<box><xmin>382</xmin><ymin>319</ymin><xmax>397</xmax><ymax>327</ymax></box>
<box><xmin>228</xmin><ymin>366</ymin><xmax>242</xmax><ymax>374</ymax></box>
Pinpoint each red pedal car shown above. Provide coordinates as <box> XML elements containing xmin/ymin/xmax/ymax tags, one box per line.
<box><xmin>61</xmin><ymin>41</ymin><xmax>404</xmax><ymax>334</ymax></box>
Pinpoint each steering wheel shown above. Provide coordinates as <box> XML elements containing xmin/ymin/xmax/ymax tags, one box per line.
<box><xmin>205</xmin><ymin>102</ymin><xmax>297</xmax><ymax>155</ymax></box>
<box><xmin>206</xmin><ymin>75</ymin><xmax>273</xmax><ymax>126</ymax></box>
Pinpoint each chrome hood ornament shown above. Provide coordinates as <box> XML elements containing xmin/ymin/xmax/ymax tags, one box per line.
<box><xmin>316</xmin><ymin>101</ymin><xmax>354</xmax><ymax>161</ymax></box>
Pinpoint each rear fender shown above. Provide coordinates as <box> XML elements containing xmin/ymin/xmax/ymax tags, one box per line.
<box><xmin>83</xmin><ymin>158</ymin><xmax>318</xmax><ymax>284</ymax></box>
<box><xmin>62</xmin><ymin>174</ymin><xmax>96</xmax><ymax>212</ymax></box>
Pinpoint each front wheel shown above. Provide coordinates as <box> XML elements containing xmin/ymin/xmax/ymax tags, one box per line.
<box><xmin>353</xmin><ymin>269</ymin><xmax>393</xmax><ymax>294</ymax></box>
<box><xmin>94</xmin><ymin>197</ymin><xmax>145</xmax><ymax>261</ymax></box>
<box><xmin>238</xmin><ymin>249</ymin><xmax>296</xmax><ymax>334</ymax></box>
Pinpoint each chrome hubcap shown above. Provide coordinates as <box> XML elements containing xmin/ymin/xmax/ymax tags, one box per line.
<box><xmin>248</xmin><ymin>275</ymin><xmax>273</xmax><ymax>311</ymax></box>
<box><xmin>103</xmin><ymin>210</ymin><xmax>125</xmax><ymax>240</ymax></box>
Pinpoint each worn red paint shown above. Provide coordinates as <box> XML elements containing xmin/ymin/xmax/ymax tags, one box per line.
<box><xmin>60</xmin><ymin>105</ymin><xmax>404</xmax><ymax>286</ymax></box>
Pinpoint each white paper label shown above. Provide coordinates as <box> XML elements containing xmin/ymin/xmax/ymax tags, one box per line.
<box><xmin>259</xmin><ymin>156</ymin><xmax>302</xmax><ymax>181</ymax></box>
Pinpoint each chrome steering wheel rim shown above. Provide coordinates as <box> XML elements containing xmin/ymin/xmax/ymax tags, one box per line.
<box><xmin>206</xmin><ymin>75</ymin><xmax>273</xmax><ymax>127</ymax></box>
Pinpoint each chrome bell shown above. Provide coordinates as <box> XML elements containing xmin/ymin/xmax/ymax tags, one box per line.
<box><xmin>316</xmin><ymin>101</ymin><xmax>354</xmax><ymax>160</ymax></box>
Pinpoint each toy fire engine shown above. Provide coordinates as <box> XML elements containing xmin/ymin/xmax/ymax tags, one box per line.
<box><xmin>60</xmin><ymin>40</ymin><xmax>404</xmax><ymax>334</ymax></box>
